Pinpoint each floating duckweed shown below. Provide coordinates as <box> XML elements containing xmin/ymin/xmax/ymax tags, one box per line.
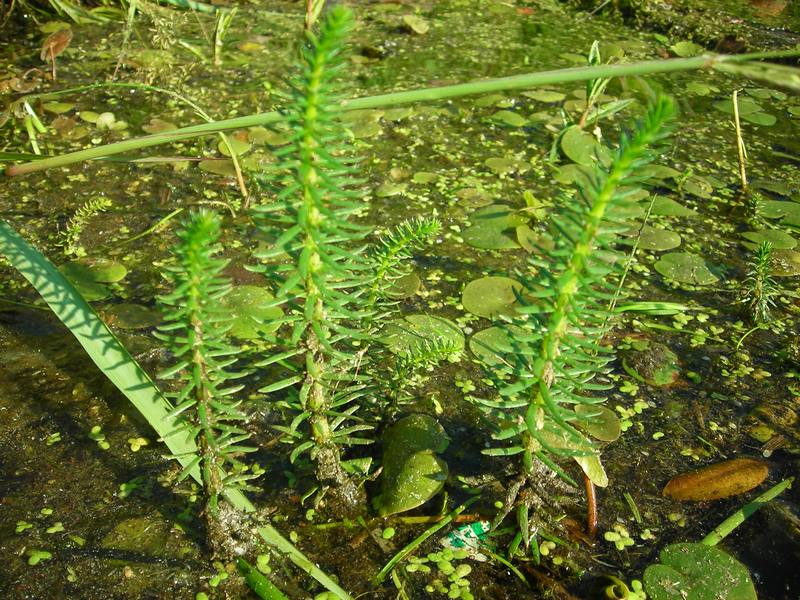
<box><xmin>46</xmin><ymin>522</ymin><xmax>64</xmax><ymax>534</ymax></box>
<box><xmin>27</xmin><ymin>550</ymin><xmax>52</xmax><ymax>565</ymax></box>
<box><xmin>15</xmin><ymin>520</ymin><xmax>33</xmax><ymax>533</ymax></box>
<box><xmin>382</xmin><ymin>527</ymin><xmax>396</xmax><ymax>539</ymax></box>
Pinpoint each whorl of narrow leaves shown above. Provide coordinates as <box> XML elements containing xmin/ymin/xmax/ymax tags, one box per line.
<box><xmin>477</xmin><ymin>97</ymin><xmax>676</xmax><ymax>482</ymax></box>
<box><xmin>156</xmin><ymin>210</ymin><xmax>256</xmax><ymax>512</ymax></box>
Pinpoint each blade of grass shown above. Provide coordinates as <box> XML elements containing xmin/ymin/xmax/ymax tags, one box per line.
<box><xmin>5</xmin><ymin>50</ymin><xmax>799</xmax><ymax>177</ymax></box>
<box><xmin>0</xmin><ymin>219</ymin><xmax>252</xmax><ymax>511</ymax></box>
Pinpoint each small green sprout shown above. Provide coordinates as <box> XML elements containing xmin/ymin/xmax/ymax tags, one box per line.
<box><xmin>27</xmin><ymin>550</ymin><xmax>52</xmax><ymax>565</ymax></box>
<box><xmin>45</xmin><ymin>432</ymin><xmax>61</xmax><ymax>445</ymax></box>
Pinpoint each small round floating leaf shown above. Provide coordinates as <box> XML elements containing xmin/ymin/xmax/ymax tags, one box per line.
<box><xmin>376</xmin><ymin>181</ymin><xmax>407</xmax><ymax>198</ymax></box>
<box><xmin>714</xmin><ymin>97</ymin><xmax>762</xmax><ymax>116</ymax></box>
<box><xmin>758</xmin><ymin>200</ymin><xmax>800</xmax><ymax>223</ymax></box>
<box><xmin>402</xmin><ymin>14</ymin><xmax>430</xmax><ymax>34</ymax></box>
<box><xmin>376</xmin><ymin>450</ymin><xmax>447</xmax><ymax>516</ymax></box>
<box><xmin>199</xmin><ymin>159</ymin><xmax>236</xmax><ymax>177</ymax></box>
<box><xmin>105</xmin><ymin>304</ymin><xmax>162</xmax><ymax>330</ymax></box>
<box><xmin>561</xmin><ymin>126</ymin><xmax>610</xmax><ymax>167</ymax></box>
<box><xmin>77</xmin><ymin>258</ymin><xmax>127</xmax><ymax>283</ymax></box>
<box><xmin>669</xmin><ymin>40</ymin><xmax>704</xmax><ymax>57</ymax></box>
<box><xmin>742</xmin><ymin>111</ymin><xmax>776</xmax><ymax>126</ymax></box>
<box><xmin>741</xmin><ymin>229</ymin><xmax>796</xmax><ymax>250</ymax></box>
<box><xmin>522</xmin><ymin>89</ymin><xmax>566</xmax><ymax>103</ymax></box>
<box><xmin>219</xmin><ymin>285</ymin><xmax>282</xmax><ymax>340</ymax></box>
<box><xmin>218</xmin><ymin>137</ymin><xmax>251</xmax><ymax>157</ymax></box>
<box><xmin>654</xmin><ymin>253</ymin><xmax>718</xmax><ymax>285</ymax></box>
<box><xmin>42</xmin><ymin>102</ymin><xmax>74</xmax><ymax>114</ymax></box>
<box><xmin>412</xmin><ymin>171</ymin><xmax>438</xmax><ymax>184</ymax></box>
<box><xmin>382</xmin><ymin>314</ymin><xmax>464</xmax><ymax>355</ymax></box>
<box><xmin>141</xmin><ymin>118</ymin><xmax>177</xmax><ymax>134</ymax></box>
<box><xmin>771</xmin><ymin>249</ymin><xmax>800</xmax><ymax>276</ymax></box>
<box><xmin>383</xmin><ymin>106</ymin><xmax>414</xmax><ymax>121</ymax></box>
<box><xmin>489</xmin><ymin>110</ymin><xmax>527</xmax><ymax>127</ymax></box>
<box><xmin>663</xmin><ymin>458</ymin><xmax>768</xmax><ymax>501</ymax></box>
<box><xmin>462</xmin><ymin>276</ymin><xmax>523</xmax><ymax>319</ymax></box>
<box><xmin>575</xmin><ymin>454</ymin><xmax>608</xmax><ymax>488</ymax></box>
<box><xmin>484</xmin><ymin>156</ymin><xmax>528</xmax><ymax>175</ymax></box>
<box><xmin>647</xmin><ymin>196</ymin><xmax>698</xmax><ymax>217</ymax></box>
<box><xmin>349</xmin><ymin>120</ymin><xmax>383</xmax><ymax>139</ymax></box>
<box><xmin>634</xmin><ymin>225</ymin><xmax>682</xmax><ymax>251</ymax></box>
<box><xmin>682</xmin><ymin>175</ymin><xmax>713</xmax><ymax>199</ymax></box>
<box><xmin>469</xmin><ymin>325</ymin><xmax>525</xmax><ymax>368</ymax></box>
<box><xmin>385</xmin><ymin>272</ymin><xmax>421</xmax><ymax>299</ymax></box>
<box><xmin>462</xmin><ymin>204</ymin><xmax>526</xmax><ymax>250</ymax></box>
<box><xmin>644</xmin><ymin>543</ymin><xmax>757</xmax><ymax>600</ymax></box>
<box><xmin>574</xmin><ymin>405</ymin><xmax>621</xmax><ymax>442</ymax></box>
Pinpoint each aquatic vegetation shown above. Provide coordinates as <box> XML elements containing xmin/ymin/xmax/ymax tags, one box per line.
<box><xmin>474</xmin><ymin>97</ymin><xmax>676</xmax><ymax>530</ymax></box>
<box><xmin>740</xmin><ymin>240</ymin><xmax>778</xmax><ymax>323</ymax></box>
<box><xmin>156</xmin><ymin>210</ymin><xmax>258</xmax><ymax>551</ymax></box>
<box><xmin>60</xmin><ymin>195</ymin><xmax>112</xmax><ymax>257</ymax></box>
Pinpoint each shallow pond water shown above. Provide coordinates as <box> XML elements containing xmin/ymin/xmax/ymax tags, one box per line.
<box><xmin>1</xmin><ymin>1</ymin><xmax>799</xmax><ymax>599</ymax></box>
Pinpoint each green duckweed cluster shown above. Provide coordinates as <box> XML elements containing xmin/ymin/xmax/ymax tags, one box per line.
<box><xmin>406</xmin><ymin>548</ymin><xmax>474</xmax><ymax>600</ymax></box>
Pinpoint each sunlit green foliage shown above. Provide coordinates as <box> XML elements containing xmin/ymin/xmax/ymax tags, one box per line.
<box><xmin>475</xmin><ymin>97</ymin><xmax>676</xmax><ymax>489</ymax></box>
<box><xmin>157</xmin><ymin>210</ymin><xmax>258</xmax><ymax>523</ymax></box>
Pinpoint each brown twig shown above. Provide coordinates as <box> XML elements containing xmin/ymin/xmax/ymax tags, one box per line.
<box><xmin>584</xmin><ymin>474</ymin><xmax>597</xmax><ymax>539</ymax></box>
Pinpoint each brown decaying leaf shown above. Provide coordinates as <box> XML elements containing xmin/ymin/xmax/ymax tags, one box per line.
<box><xmin>40</xmin><ymin>28</ymin><xmax>73</xmax><ymax>62</ymax></box>
<box><xmin>663</xmin><ymin>458</ymin><xmax>768</xmax><ymax>501</ymax></box>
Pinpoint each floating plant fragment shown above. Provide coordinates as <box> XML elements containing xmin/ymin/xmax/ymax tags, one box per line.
<box><xmin>622</xmin><ymin>340</ymin><xmax>680</xmax><ymax>387</ymax></box>
<box><xmin>647</xmin><ymin>195</ymin><xmax>698</xmax><ymax>217</ymax></box>
<box><xmin>643</xmin><ymin>543</ymin><xmax>757</xmax><ymax>600</ymax></box>
<box><xmin>741</xmin><ymin>229</ymin><xmax>796</xmax><ymax>250</ymax></box>
<box><xmin>60</xmin><ymin>259</ymin><xmax>127</xmax><ymax>301</ymax></box>
<box><xmin>631</xmin><ymin>225</ymin><xmax>682</xmax><ymax>251</ymax></box>
<box><xmin>382</xmin><ymin>314</ymin><xmax>464</xmax><ymax>355</ymax></box>
<box><xmin>489</xmin><ymin>110</ymin><xmax>527</xmax><ymax>127</ymax></box>
<box><xmin>468</xmin><ymin>325</ymin><xmax>525</xmax><ymax>368</ymax></box>
<box><xmin>141</xmin><ymin>118</ymin><xmax>177</xmax><ymax>134</ymax></box>
<box><xmin>662</xmin><ymin>458</ymin><xmax>768</xmax><ymax>501</ymax></box>
<box><xmin>217</xmin><ymin>136</ymin><xmax>251</xmax><ymax>157</ymax></box>
<box><xmin>669</xmin><ymin>40</ymin><xmax>703</xmax><ymax>57</ymax></box>
<box><xmin>484</xmin><ymin>156</ymin><xmax>528</xmax><ymax>176</ymax></box>
<box><xmin>574</xmin><ymin>404</ymin><xmax>621</xmax><ymax>442</ymax></box>
<box><xmin>402</xmin><ymin>14</ymin><xmax>430</xmax><ymax>35</ymax></box>
<box><xmin>219</xmin><ymin>285</ymin><xmax>282</xmax><ymax>340</ymax></box>
<box><xmin>560</xmin><ymin>125</ymin><xmax>611</xmax><ymax>167</ymax></box>
<box><xmin>375</xmin><ymin>414</ymin><xmax>449</xmax><ymax>516</ymax></box>
<box><xmin>654</xmin><ymin>252</ymin><xmax>718</xmax><ymax>285</ymax></box>
<box><xmin>199</xmin><ymin>159</ymin><xmax>236</xmax><ymax>176</ymax></box>
<box><xmin>461</xmin><ymin>276</ymin><xmax>523</xmax><ymax>319</ymax></box>
<box><xmin>462</xmin><ymin>204</ymin><xmax>526</xmax><ymax>250</ymax></box>
<box><xmin>770</xmin><ymin>249</ymin><xmax>800</xmax><ymax>276</ymax></box>
<box><xmin>758</xmin><ymin>200</ymin><xmax>800</xmax><ymax>227</ymax></box>
<box><xmin>522</xmin><ymin>89</ymin><xmax>566</xmax><ymax>103</ymax></box>
<box><xmin>384</xmin><ymin>271</ymin><xmax>421</xmax><ymax>299</ymax></box>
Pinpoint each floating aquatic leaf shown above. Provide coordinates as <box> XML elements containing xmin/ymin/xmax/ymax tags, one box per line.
<box><xmin>644</xmin><ymin>543</ymin><xmax>757</xmax><ymax>600</ymax></box>
<box><xmin>633</xmin><ymin>225</ymin><xmax>682</xmax><ymax>251</ymax></box>
<box><xmin>647</xmin><ymin>195</ymin><xmax>698</xmax><ymax>217</ymax></box>
<box><xmin>522</xmin><ymin>89</ymin><xmax>566</xmax><ymax>103</ymax></box>
<box><xmin>412</xmin><ymin>171</ymin><xmax>437</xmax><ymax>184</ymax></box>
<box><xmin>376</xmin><ymin>181</ymin><xmax>407</xmax><ymax>198</ymax></box>
<box><xmin>402</xmin><ymin>14</ymin><xmax>430</xmax><ymax>34</ymax></box>
<box><xmin>456</xmin><ymin>187</ymin><xmax>492</xmax><ymax>208</ymax></box>
<box><xmin>560</xmin><ymin>126</ymin><xmax>610</xmax><ymax>167</ymax></box>
<box><xmin>758</xmin><ymin>200</ymin><xmax>800</xmax><ymax>226</ymax></box>
<box><xmin>475</xmin><ymin>93</ymin><xmax>506</xmax><ymax>108</ymax></box>
<box><xmin>382</xmin><ymin>314</ymin><xmax>464</xmax><ymax>355</ymax></box>
<box><xmin>376</xmin><ymin>414</ymin><xmax>449</xmax><ymax>516</ymax></box>
<box><xmin>639</xmin><ymin>165</ymin><xmax>682</xmax><ymax>181</ymax></box>
<box><xmin>469</xmin><ymin>325</ymin><xmax>525</xmax><ymax>368</ymax></box>
<box><xmin>462</xmin><ymin>276</ymin><xmax>523</xmax><ymax>319</ymax></box>
<box><xmin>662</xmin><ymin>458</ymin><xmax>768</xmax><ymax>502</ymax></box>
<box><xmin>489</xmin><ymin>110</ymin><xmax>527</xmax><ymax>127</ymax></box>
<box><xmin>669</xmin><ymin>40</ymin><xmax>704</xmax><ymax>57</ymax></box>
<box><xmin>199</xmin><ymin>159</ymin><xmax>236</xmax><ymax>176</ymax></box>
<box><xmin>742</xmin><ymin>112</ymin><xmax>777</xmax><ymax>126</ymax></box>
<box><xmin>654</xmin><ymin>253</ymin><xmax>718</xmax><ymax>285</ymax></box>
<box><xmin>574</xmin><ymin>454</ymin><xmax>608</xmax><ymax>488</ymax></box>
<box><xmin>349</xmin><ymin>120</ymin><xmax>383</xmax><ymax>139</ymax></box>
<box><xmin>771</xmin><ymin>249</ymin><xmax>800</xmax><ymax>276</ymax></box>
<box><xmin>142</xmin><ymin>118</ymin><xmax>177</xmax><ymax>134</ymax></box>
<box><xmin>105</xmin><ymin>304</ymin><xmax>162</xmax><ymax>330</ymax></box>
<box><xmin>383</xmin><ymin>106</ymin><xmax>414</xmax><ymax>121</ymax></box>
<box><xmin>484</xmin><ymin>156</ymin><xmax>528</xmax><ymax>175</ymax></box>
<box><xmin>219</xmin><ymin>285</ymin><xmax>282</xmax><ymax>340</ymax></box>
<box><xmin>462</xmin><ymin>204</ymin><xmax>526</xmax><ymax>250</ymax></box>
<box><xmin>622</xmin><ymin>340</ymin><xmax>680</xmax><ymax>387</ymax></box>
<box><xmin>66</xmin><ymin>258</ymin><xmax>127</xmax><ymax>283</ymax></box>
<box><xmin>218</xmin><ymin>136</ymin><xmax>251</xmax><ymax>157</ymax></box>
<box><xmin>574</xmin><ymin>405</ymin><xmax>621</xmax><ymax>442</ymax></box>
<box><xmin>682</xmin><ymin>175</ymin><xmax>714</xmax><ymax>199</ymax></box>
<box><xmin>385</xmin><ymin>272</ymin><xmax>421</xmax><ymax>299</ymax></box>
<box><xmin>553</xmin><ymin>163</ymin><xmax>594</xmax><ymax>188</ymax></box>
<box><xmin>42</xmin><ymin>102</ymin><xmax>74</xmax><ymax>114</ymax></box>
<box><xmin>741</xmin><ymin>229</ymin><xmax>796</xmax><ymax>250</ymax></box>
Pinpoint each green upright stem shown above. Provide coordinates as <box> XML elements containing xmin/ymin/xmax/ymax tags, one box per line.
<box><xmin>6</xmin><ymin>50</ymin><xmax>798</xmax><ymax>176</ymax></box>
